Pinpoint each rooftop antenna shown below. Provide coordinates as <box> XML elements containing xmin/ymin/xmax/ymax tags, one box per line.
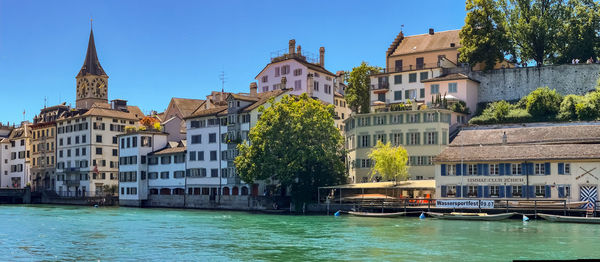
<box><xmin>219</xmin><ymin>70</ymin><xmax>226</xmax><ymax>93</ymax></box>
<box><xmin>44</xmin><ymin>96</ymin><xmax>47</xmax><ymax>109</ymax></box>
<box><xmin>401</xmin><ymin>24</ymin><xmax>404</xmax><ymax>33</ymax></box>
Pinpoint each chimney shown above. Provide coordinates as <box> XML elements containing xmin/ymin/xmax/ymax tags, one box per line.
<box><xmin>319</xmin><ymin>47</ymin><xmax>325</xmax><ymax>67</ymax></box>
<box><xmin>250</xmin><ymin>82</ymin><xmax>257</xmax><ymax>95</ymax></box>
<box><xmin>429</xmin><ymin>28</ymin><xmax>434</xmax><ymax>35</ymax></box>
<box><xmin>297</xmin><ymin>45</ymin><xmax>302</xmax><ymax>56</ymax></box>
<box><xmin>502</xmin><ymin>132</ymin><xmax>507</xmax><ymax>144</ymax></box>
<box><xmin>289</xmin><ymin>39</ymin><xmax>296</xmax><ymax>55</ymax></box>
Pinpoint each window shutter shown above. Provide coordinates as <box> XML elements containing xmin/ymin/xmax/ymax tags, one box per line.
<box><xmin>463</xmin><ymin>186</ymin><xmax>469</xmax><ymax>198</ymax></box>
<box><xmin>456</xmin><ymin>164</ymin><xmax>462</xmax><ymax>176</ymax></box>
<box><xmin>558</xmin><ymin>163</ymin><xmax>564</xmax><ymax>175</ymax></box>
<box><xmin>441</xmin><ymin>164</ymin><xmax>447</xmax><ymax>176</ymax></box>
<box><xmin>483</xmin><ymin>186</ymin><xmax>490</xmax><ymax>198</ymax></box>
<box><xmin>483</xmin><ymin>164</ymin><xmax>489</xmax><ymax>176</ymax></box>
<box><xmin>499</xmin><ymin>186</ymin><xmax>505</xmax><ymax>198</ymax></box>
<box><xmin>558</xmin><ymin>185</ymin><xmax>564</xmax><ymax>198</ymax></box>
<box><xmin>528</xmin><ymin>185</ymin><xmax>535</xmax><ymax>198</ymax></box>
<box><xmin>506</xmin><ymin>185</ymin><xmax>512</xmax><ymax>197</ymax></box>
<box><xmin>476</xmin><ymin>164</ymin><xmax>482</xmax><ymax>176</ymax></box>
<box><xmin>545</xmin><ymin>185</ymin><xmax>551</xmax><ymax>198</ymax></box>
<box><xmin>441</xmin><ymin>186</ymin><xmax>447</xmax><ymax>197</ymax></box>
<box><xmin>544</xmin><ymin>163</ymin><xmax>550</xmax><ymax>175</ymax></box>
<box><xmin>477</xmin><ymin>186</ymin><xmax>483</xmax><ymax>198</ymax></box>
<box><xmin>462</xmin><ymin>164</ymin><xmax>467</xmax><ymax>176</ymax></box>
<box><xmin>373</xmin><ymin>135</ymin><xmax>377</xmax><ymax>146</ymax></box>
<box><xmin>528</xmin><ymin>163</ymin><xmax>534</xmax><ymax>175</ymax></box>
<box><xmin>505</xmin><ymin>164</ymin><xmax>511</xmax><ymax>175</ymax></box>
<box><xmin>499</xmin><ymin>163</ymin><xmax>505</xmax><ymax>176</ymax></box>
<box><xmin>456</xmin><ymin>186</ymin><xmax>462</xmax><ymax>198</ymax></box>
<box><xmin>521</xmin><ymin>186</ymin><xmax>527</xmax><ymax>198</ymax></box>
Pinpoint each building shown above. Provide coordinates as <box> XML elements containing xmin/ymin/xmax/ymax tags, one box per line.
<box><xmin>333</xmin><ymin>71</ymin><xmax>351</xmax><ymax>132</ymax></box>
<box><xmin>161</xmin><ymin>98</ymin><xmax>205</xmax><ymax>142</ymax></box>
<box><xmin>30</xmin><ymin>104</ymin><xmax>69</xmax><ymax>191</ymax></box>
<box><xmin>255</xmin><ymin>39</ymin><xmax>336</xmax><ymax>104</ymax></box>
<box><xmin>434</xmin><ymin>123</ymin><xmax>600</xmax><ymax>204</ymax></box>
<box><xmin>117</xmin><ymin>130</ymin><xmax>168</xmax><ymax>206</ymax></box>
<box><xmin>370</xmin><ymin>29</ymin><xmax>461</xmax><ymax>106</ymax></box>
<box><xmin>4</xmin><ymin>123</ymin><xmax>32</xmax><ymax>188</ymax></box>
<box><xmin>0</xmin><ymin>124</ymin><xmax>13</xmax><ymax>188</ymax></box>
<box><xmin>54</xmin><ymin>28</ymin><xmax>144</xmax><ymax>196</ymax></box>
<box><xmin>344</xmin><ymin>107</ymin><xmax>464</xmax><ymax>183</ymax></box>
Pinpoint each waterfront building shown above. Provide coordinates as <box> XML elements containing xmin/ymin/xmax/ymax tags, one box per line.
<box><xmin>255</xmin><ymin>39</ymin><xmax>336</xmax><ymax>104</ymax></box>
<box><xmin>54</xmin><ymin>28</ymin><xmax>144</xmax><ymax>196</ymax></box>
<box><xmin>4</xmin><ymin>123</ymin><xmax>32</xmax><ymax>188</ymax></box>
<box><xmin>434</xmin><ymin>123</ymin><xmax>600</xmax><ymax>204</ymax></box>
<box><xmin>344</xmin><ymin>107</ymin><xmax>464</xmax><ymax>183</ymax></box>
<box><xmin>0</xmin><ymin>124</ymin><xmax>13</xmax><ymax>188</ymax></box>
<box><xmin>147</xmin><ymin>140</ymin><xmax>187</xmax><ymax>196</ymax></box>
<box><xmin>333</xmin><ymin>71</ymin><xmax>351</xmax><ymax>132</ymax></box>
<box><xmin>30</xmin><ymin>104</ymin><xmax>69</xmax><ymax>191</ymax></box>
<box><xmin>117</xmin><ymin>130</ymin><xmax>168</xmax><ymax>206</ymax></box>
<box><xmin>161</xmin><ymin>98</ymin><xmax>205</xmax><ymax>142</ymax></box>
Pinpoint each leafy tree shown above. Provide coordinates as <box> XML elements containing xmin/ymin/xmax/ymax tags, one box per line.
<box><xmin>140</xmin><ymin>116</ymin><xmax>160</xmax><ymax>128</ymax></box>
<box><xmin>490</xmin><ymin>100</ymin><xmax>513</xmax><ymax>120</ymax></box>
<box><xmin>459</xmin><ymin>0</ymin><xmax>511</xmax><ymax>70</ymax></box>
<box><xmin>554</xmin><ymin>0</ymin><xmax>600</xmax><ymax>63</ymax></box>
<box><xmin>368</xmin><ymin>141</ymin><xmax>409</xmax><ymax>183</ymax></box>
<box><xmin>450</xmin><ymin>100</ymin><xmax>471</xmax><ymax>115</ymax></box>
<box><xmin>235</xmin><ymin>94</ymin><xmax>346</xmax><ymax>209</ymax></box>
<box><xmin>525</xmin><ymin>87</ymin><xmax>562</xmax><ymax>118</ymax></box>
<box><xmin>576</xmin><ymin>99</ymin><xmax>598</xmax><ymax>120</ymax></box>
<box><xmin>346</xmin><ymin>62</ymin><xmax>381</xmax><ymax>114</ymax></box>
<box><xmin>558</xmin><ymin>94</ymin><xmax>582</xmax><ymax>120</ymax></box>
<box><xmin>504</xmin><ymin>0</ymin><xmax>566</xmax><ymax>66</ymax></box>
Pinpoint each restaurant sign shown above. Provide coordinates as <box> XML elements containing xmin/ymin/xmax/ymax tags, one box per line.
<box><xmin>466</xmin><ymin>177</ymin><xmax>524</xmax><ymax>183</ymax></box>
<box><xmin>436</xmin><ymin>200</ymin><xmax>494</xmax><ymax>209</ymax></box>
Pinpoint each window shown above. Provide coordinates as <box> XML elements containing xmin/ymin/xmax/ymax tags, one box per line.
<box><xmin>211</xmin><ymin>169</ymin><xmax>218</xmax><ymax>177</ymax></box>
<box><xmin>419</xmin><ymin>88</ymin><xmax>425</xmax><ymax>98</ymax></box>
<box><xmin>96</xmin><ymin>147</ymin><xmax>102</xmax><ymax>155</ymax></box>
<box><xmin>446</xmin><ymin>185</ymin><xmax>456</xmax><ymax>197</ymax></box>
<box><xmin>425</xmin><ymin>132</ymin><xmax>437</xmax><ymax>145</ymax></box>
<box><xmin>468</xmin><ymin>185</ymin><xmax>478</xmax><ymax>197</ymax></box>
<box><xmin>149</xmin><ymin>172</ymin><xmax>158</xmax><ymax>179</ymax></box>
<box><xmin>191</xmin><ymin>135</ymin><xmax>202</xmax><ymax>144</ymax></box>
<box><xmin>313</xmin><ymin>81</ymin><xmax>319</xmax><ymax>91</ymax></box>
<box><xmin>512</xmin><ymin>185</ymin><xmax>522</xmax><ymax>197</ymax></box>
<box><xmin>447</xmin><ymin>165</ymin><xmax>456</xmax><ymax>176</ymax></box>
<box><xmin>281</xmin><ymin>65</ymin><xmax>290</xmax><ymax>75</ymax></box>
<box><xmin>160</xmin><ymin>172</ymin><xmax>169</xmax><ymax>179</ymax></box>
<box><xmin>112</xmin><ymin>149</ymin><xmax>117</xmax><ymax>156</ymax></box>
<box><xmin>161</xmin><ymin>156</ymin><xmax>171</xmax><ymax>165</ymax></box>
<box><xmin>261</xmin><ymin>75</ymin><xmax>268</xmax><ymax>83</ymax></box>
<box><xmin>358</xmin><ymin>135</ymin><xmax>370</xmax><ymax>148</ymax></box>
<box><xmin>534</xmin><ymin>163</ymin><xmax>545</xmax><ymax>175</ymax></box>
<box><xmin>294</xmin><ymin>80</ymin><xmax>301</xmax><ymax>90</ymax></box>
<box><xmin>374</xmin><ymin>133</ymin><xmax>386</xmax><ymax>144</ymax></box>
<box><xmin>377</xmin><ymin>93</ymin><xmax>385</xmax><ymax>102</ymax></box>
<box><xmin>430</xmin><ymin>84</ymin><xmax>440</xmax><ymax>94</ymax></box>
<box><xmin>198</xmin><ymin>151</ymin><xmax>204</xmax><ymax>161</ymax></box>
<box><xmin>391</xmin><ymin>133</ymin><xmax>402</xmax><ymax>146</ymax></box>
<box><xmin>210</xmin><ymin>151</ymin><xmax>217</xmax><ymax>161</ymax></box>
<box><xmin>113</xmin><ymin>136</ymin><xmax>118</xmax><ymax>144</ymax></box>
<box><xmin>96</xmin><ymin>135</ymin><xmax>102</xmax><ymax>143</ymax></box>
<box><xmin>512</xmin><ymin>164</ymin><xmax>522</xmax><ymax>175</ymax></box>
<box><xmin>416</xmin><ymin>57</ymin><xmax>424</xmax><ymax>69</ymax></box>
<box><xmin>565</xmin><ymin>163</ymin><xmax>571</xmax><ymax>174</ymax></box>
<box><xmin>535</xmin><ymin>185</ymin><xmax>546</xmax><ymax>197</ymax></box>
<box><xmin>448</xmin><ymin>83</ymin><xmax>458</xmax><ymax>93</ymax></box>
<box><xmin>274</xmin><ymin>67</ymin><xmax>280</xmax><ymax>77</ymax></box>
<box><xmin>293</xmin><ymin>68</ymin><xmax>302</xmax><ymax>76</ymax></box>
<box><xmin>407</xmin><ymin>133</ymin><xmax>420</xmax><ymax>145</ymax></box>
<box><xmin>409</xmin><ymin>73</ymin><xmax>417</xmax><ymax>83</ymax></box>
<box><xmin>490</xmin><ymin>185</ymin><xmax>499</xmax><ymax>197</ymax></box>
<box><xmin>468</xmin><ymin>164</ymin><xmax>477</xmax><ymax>176</ymax></box>
<box><xmin>174</xmin><ymin>171</ymin><xmax>185</xmax><ymax>178</ymax></box>
<box><xmin>419</xmin><ymin>72</ymin><xmax>428</xmax><ymax>81</ymax></box>
<box><xmin>394</xmin><ymin>75</ymin><xmax>402</xmax><ymax>84</ymax></box>
<box><xmin>394</xmin><ymin>91</ymin><xmax>402</xmax><ymax>100</ymax></box>
<box><xmin>394</xmin><ymin>60</ymin><xmax>403</xmax><ymax>72</ymax></box>
<box><xmin>189</xmin><ymin>151</ymin><xmax>196</xmax><ymax>161</ymax></box>
<box><xmin>407</xmin><ymin>114</ymin><xmax>419</xmax><ymax>123</ymax></box>
<box><xmin>490</xmin><ymin>164</ymin><xmax>499</xmax><ymax>175</ymax></box>
<box><xmin>209</xmin><ymin>133</ymin><xmax>216</xmax><ymax>143</ymax></box>
<box><xmin>324</xmin><ymin>84</ymin><xmax>332</xmax><ymax>94</ymax></box>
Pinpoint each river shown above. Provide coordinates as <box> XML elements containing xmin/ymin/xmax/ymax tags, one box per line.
<box><xmin>0</xmin><ymin>205</ymin><xmax>598</xmax><ymax>261</ymax></box>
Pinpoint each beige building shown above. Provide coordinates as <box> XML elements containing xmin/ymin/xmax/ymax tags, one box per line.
<box><xmin>344</xmin><ymin>107</ymin><xmax>465</xmax><ymax>183</ymax></box>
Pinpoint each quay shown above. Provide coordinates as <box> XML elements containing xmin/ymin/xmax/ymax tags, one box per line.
<box><xmin>0</xmin><ymin>188</ymin><xmax>30</xmax><ymax>204</ymax></box>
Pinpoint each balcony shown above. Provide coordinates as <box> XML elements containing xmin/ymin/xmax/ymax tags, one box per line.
<box><xmin>370</xmin><ymin>82</ymin><xmax>389</xmax><ymax>93</ymax></box>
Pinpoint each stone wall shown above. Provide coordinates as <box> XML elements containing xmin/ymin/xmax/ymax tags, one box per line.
<box><xmin>145</xmin><ymin>195</ymin><xmax>280</xmax><ymax>210</ymax></box>
<box><xmin>455</xmin><ymin>64</ymin><xmax>600</xmax><ymax>103</ymax></box>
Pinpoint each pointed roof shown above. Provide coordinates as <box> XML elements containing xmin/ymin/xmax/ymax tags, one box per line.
<box><xmin>77</xmin><ymin>28</ymin><xmax>107</xmax><ymax>77</ymax></box>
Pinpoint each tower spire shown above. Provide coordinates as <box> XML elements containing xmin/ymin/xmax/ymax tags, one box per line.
<box><xmin>77</xmin><ymin>26</ymin><xmax>106</xmax><ymax>77</ymax></box>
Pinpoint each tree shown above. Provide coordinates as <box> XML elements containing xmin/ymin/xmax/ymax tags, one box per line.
<box><xmin>504</xmin><ymin>0</ymin><xmax>566</xmax><ymax>66</ymax></box>
<box><xmin>558</xmin><ymin>94</ymin><xmax>582</xmax><ymax>120</ymax></box>
<box><xmin>368</xmin><ymin>141</ymin><xmax>409</xmax><ymax>183</ymax></box>
<box><xmin>140</xmin><ymin>116</ymin><xmax>160</xmax><ymax>128</ymax></box>
<box><xmin>459</xmin><ymin>0</ymin><xmax>511</xmax><ymax>70</ymax></box>
<box><xmin>346</xmin><ymin>62</ymin><xmax>381</xmax><ymax>114</ymax></box>
<box><xmin>235</xmin><ymin>94</ymin><xmax>346</xmax><ymax>209</ymax></box>
<box><xmin>525</xmin><ymin>87</ymin><xmax>562</xmax><ymax>118</ymax></box>
<box><xmin>554</xmin><ymin>0</ymin><xmax>600</xmax><ymax>63</ymax></box>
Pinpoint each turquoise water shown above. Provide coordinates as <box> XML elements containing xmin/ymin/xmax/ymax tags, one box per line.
<box><xmin>1</xmin><ymin>205</ymin><xmax>599</xmax><ymax>261</ymax></box>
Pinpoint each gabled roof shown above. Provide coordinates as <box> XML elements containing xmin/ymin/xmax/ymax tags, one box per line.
<box><xmin>170</xmin><ymin>98</ymin><xmax>205</xmax><ymax>118</ymax></box>
<box><xmin>82</xmin><ymin>104</ymin><xmax>144</xmax><ymax>120</ymax></box>
<box><xmin>229</xmin><ymin>93</ymin><xmax>260</xmax><ymax>102</ymax></box>
<box><xmin>77</xmin><ymin>28</ymin><xmax>107</xmax><ymax>77</ymax></box>
<box><xmin>388</xmin><ymin>29</ymin><xmax>461</xmax><ymax>57</ymax></box>
<box><xmin>241</xmin><ymin>89</ymin><xmax>288</xmax><ymax>113</ymax></box>
<box><xmin>254</xmin><ymin>57</ymin><xmax>335</xmax><ymax>79</ymax></box>
<box><xmin>421</xmin><ymin>73</ymin><xmax>480</xmax><ymax>83</ymax></box>
<box><xmin>187</xmin><ymin>105</ymin><xmax>227</xmax><ymax>119</ymax></box>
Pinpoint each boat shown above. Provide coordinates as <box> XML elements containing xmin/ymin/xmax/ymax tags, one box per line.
<box><xmin>501</xmin><ymin>201</ymin><xmax>588</xmax><ymax>209</ymax></box>
<box><xmin>538</xmin><ymin>213</ymin><xmax>600</xmax><ymax>224</ymax></box>
<box><xmin>426</xmin><ymin>212</ymin><xmax>516</xmax><ymax>221</ymax></box>
<box><xmin>347</xmin><ymin>211</ymin><xmax>407</xmax><ymax>218</ymax></box>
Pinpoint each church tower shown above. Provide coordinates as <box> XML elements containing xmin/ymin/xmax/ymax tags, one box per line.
<box><xmin>76</xmin><ymin>28</ymin><xmax>108</xmax><ymax>109</ymax></box>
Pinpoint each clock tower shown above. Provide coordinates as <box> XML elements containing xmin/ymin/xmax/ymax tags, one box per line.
<box><xmin>76</xmin><ymin>28</ymin><xmax>108</xmax><ymax>109</ymax></box>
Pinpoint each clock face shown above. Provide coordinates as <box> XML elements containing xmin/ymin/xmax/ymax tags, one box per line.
<box><xmin>78</xmin><ymin>79</ymin><xmax>89</xmax><ymax>98</ymax></box>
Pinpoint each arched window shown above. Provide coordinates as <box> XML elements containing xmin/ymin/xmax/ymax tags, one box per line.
<box><xmin>149</xmin><ymin>188</ymin><xmax>158</xmax><ymax>195</ymax></box>
<box><xmin>223</xmin><ymin>187</ymin><xmax>230</xmax><ymax>195</ymax></box>
<box><xmin>160</xmin><ymin>188</ymin><xmax>171</xmax><ymax>195</ymax></box>
<box><xmin>232</xmin><ymin>186</ymin><xmax>239</xmax><ymax>195</ymax></box>
<box><xmin>173</xmin><ymin>188</ymin><xmax>185</xmax><ymax>195</ymax></box>
<box><xmin>241</xmin><ymin>186</ymin><xmax>249</xmax><ymax>195</ymax></box>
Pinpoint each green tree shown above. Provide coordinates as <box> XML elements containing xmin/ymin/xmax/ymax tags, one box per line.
<box><xmin>504</xmin><ymin>0</ymin><xmax>566</xmax><ymax>66</ymax></box>
<box><xmin>490</xmin><ymin>100</ymin><xmax>513</xmax><ymax>120</ymax></box>
<box><xmin>459</xmin><ymin>0</ymin><xmax>511</xmax><ymax>70</ymax></box>
<box><xmin>558</xmin><ymin>94</ymin><xmax>583</xmax><ymax>120</ymax></box>
<box><xmin>554</xmin><ymin>0</ymin><xmax>600</xmax><ymax>63</ymax></box>
<box><xmin>346</xmin><ymin>62</ymin><xmax>381</xmax><ymax>114</ymax></box>
<box><xmin>235</xmin><ymin>94</ymin><xmax>346</xmax><ymax>209</ymax></box>
<box><xmin>525</xmin><ymin>87</ymin><xmax>562</xmax><ymax>118</ymax></box>
<box><xmin>368</xmin><ymin>141</ymin><xmax>409</xmax><ymax>183</ymax></box>
<box><xmin>576</xmin><ymin>99</ymin><xmax>598</xmax><ymax>120</ymax></box>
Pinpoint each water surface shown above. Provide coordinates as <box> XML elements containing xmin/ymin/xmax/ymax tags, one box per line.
<box><xmin>1</xmin><ymin>205</ymin><xmax>599</xmax><ymax>261</ymax></box>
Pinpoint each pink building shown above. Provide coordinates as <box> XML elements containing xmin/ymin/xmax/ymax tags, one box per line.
<box><xmin>422</xmin><ymin>73</ymin><xmax>480</xmax><ymax>116</ymax></box>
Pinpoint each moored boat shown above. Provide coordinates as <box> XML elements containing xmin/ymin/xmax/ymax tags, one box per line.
<box><xmin>538</xmin><ymin>213</ymin><xmax>600</xmax><ymax>224</ymax></box>
<box><xmin>426</xmin><ymin>212</ymin><xmax>516</xmax><ymax>221</ymax></box>
<box><xmin>347</xmin><ymin>211</ymin><xmax>407</xmax><ymax>218</ymax></box>
<box><xmin>502</xmin><ymin>201</ymin><xmax>588</xmax><ymax>209</ymax></box>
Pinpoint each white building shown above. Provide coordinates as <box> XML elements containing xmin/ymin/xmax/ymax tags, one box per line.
<box><xmin>147</xmin><ymin>141</ymin><xmax>187</xmax><ymax>196</ymax></box>
<box><xmin>118</xmin><ymin>130</ymin><xmax>168</xmax><ymax>206</ymax></box>
<box><xmin>3</xmin><ymin>123</ymin><xmax>32</xmax><ymax>188</ymax></box>
<box><xmin>255</xmin><ymin>39</ymin><xmax>336</xmax><ymax>104</ymax></box>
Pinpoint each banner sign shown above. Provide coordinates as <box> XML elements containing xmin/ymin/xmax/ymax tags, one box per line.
<box><xmin>436</xmin><ymin>200</ymin><xmax>494</xmax><ymax>209</ymax></box>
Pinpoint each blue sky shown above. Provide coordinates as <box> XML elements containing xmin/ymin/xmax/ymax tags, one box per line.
<box><xmin>0</xmin><ymin>0</ymin><xmax>466</xmax><ymax>124</ymax></box>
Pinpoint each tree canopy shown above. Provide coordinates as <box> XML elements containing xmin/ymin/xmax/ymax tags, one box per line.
<box><xmin>368</xmin><ymin>141</ymin><xmax>409</xmax><ymax>182</ymax></box>
<box><xmin>346</xmin><ymin>62</ymin><xmax>381</xmax><ymax>114</ymax></box>
<box><xmin>459</xmin><ymin>0</ymin><xmax>511</xmax><ymax>70</ymax></box>
<box><xmin>234</xmin><ymin>94</ymin><xmax>346</xmax><ymax>208</ymax></box>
